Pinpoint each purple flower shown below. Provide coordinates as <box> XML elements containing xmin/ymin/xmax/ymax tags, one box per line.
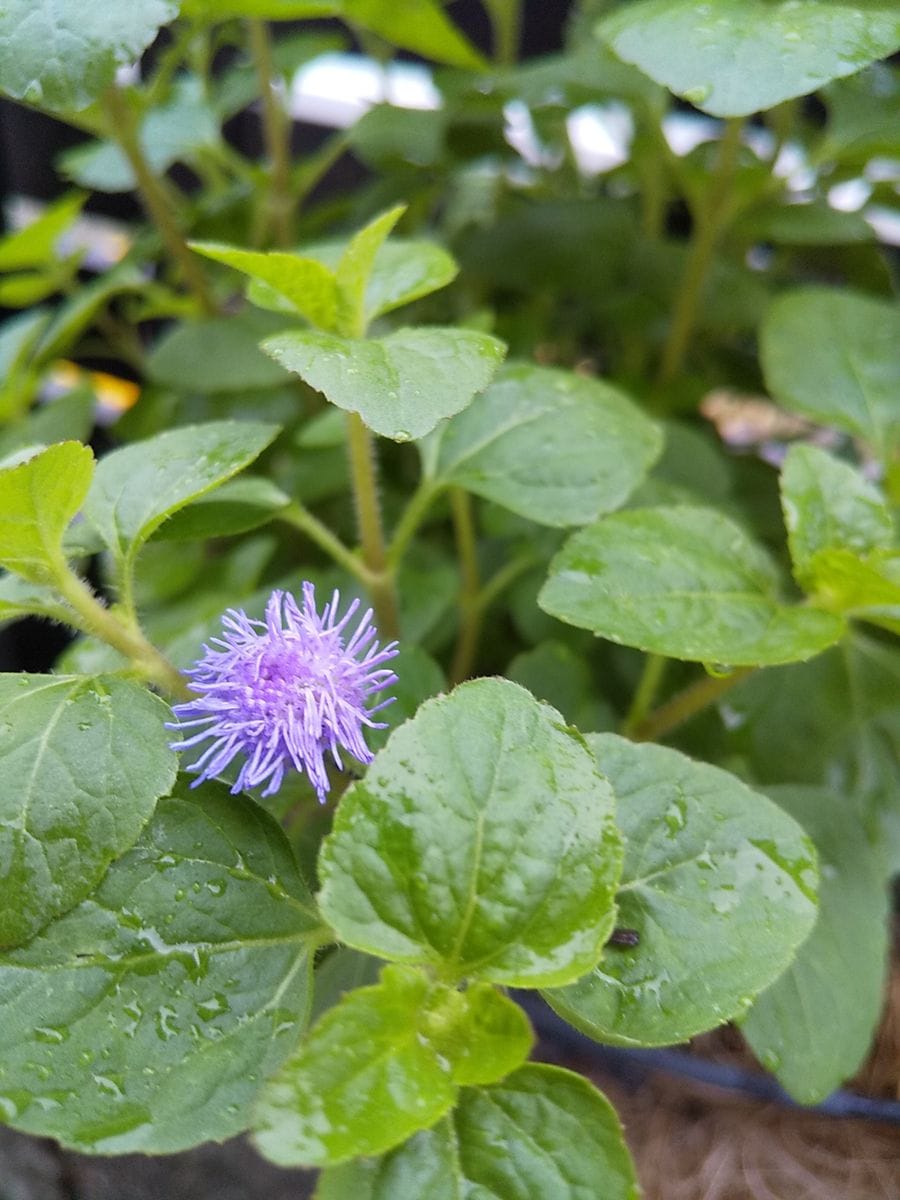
<box><xmin>167</xmin><ymin>584</ymin><xmax>399</xmax><ymax>802</ymax></box>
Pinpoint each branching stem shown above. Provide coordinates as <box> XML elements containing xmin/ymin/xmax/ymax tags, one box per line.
<box><xmin>53</xmin><ymin>566</ymin><xmax>189</xmax><ymax>699</ymax></box>
<box><xmin>346</xmin><ymin>413</ymin><xmax>400</xmax><ymax>639</ymax></box>
<box><xmin>634</xmin><ymin>666</ymin><xmax>755</xmax><ymax>742</ymax></box>
<box><xmin>279</xmin><ymin>501</ymin><xmax>373</xmax><ymax>586</ymax></box>
<box><xmin>103</xmin><ymin>86</ymin><xmax>216</xmax><ymax>315</ymax></box>
<box><xmin>656</xmin><ymin>118</ymin><xmax>743</xmax><ymax>386</ymax></box>
<box><xmin>248</xmin><ymin>19</ymin><xmax>293</xmax><ymax>248</ymax></box>
<box><xmin>449</xmin><ymin>488</ymin><xmax>481</xmax><ymax>685</ymax></box>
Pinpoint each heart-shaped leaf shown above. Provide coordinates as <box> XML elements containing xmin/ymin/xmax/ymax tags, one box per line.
<box><xmin>0</xmin><ymin>441</ymin><xmax>94</xmax><ymax>584</ymax></box>
<box><xmin>599</xmin><ymin>0</ymin><xmax>900</xmax><ymax>117</ymax></box>
<box><xmin>263</xmin><ymin>327</ymin><xmax>506</xmax><ymax>441</ymax></box>
<box><xmin>253</xmin><ymin>964</ymin><xmax>532</xmax><ymax>1166</ymax></box>
<box><xmin>317</xmin><ymin>1064</ymin><xmax>639</xmax><ymax>1200</ymax></box>
<box><xmin>422</xmin><ymin>363</ymin><xmax>662</xmax><ymax>526</ymax></box>
<box><xmin>545</xmin><ymin>735</ymin><xmax>819</xmax><ymax>1046</ymax></box>
<box><xmin>0</xmin><ymin>674</ymin><xmax>177</xmax><ymax>948</ymax></box>
<box><xmin>318</xmin><ymin>679</ymin><xmax>622</xmax><ymax>987</ymax></box>
<box><xmin>539</xmin><ymin>506</ymin><xmax>845</xmax><ymax>665</ymax></box>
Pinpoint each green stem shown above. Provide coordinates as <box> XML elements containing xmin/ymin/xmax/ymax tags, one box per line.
<box><xmin>634</xmin><ymin>666</ymin><xmax>754</xmax><ymax>743</ymax></box>
<box><xmin>248</xmin><ymin>19</ymin><xmax>293</xmax><ymax>248</ymax></box>
<box><xmin>386</xmin><ymin>480</ymin><xmax>441</xmax><ymax>570</ymax></box>
<box><xmin>621</xmin><ymin>653</ymin><xmax>667</xmax><ymax>738</ymax></box>
<box><xmin>656</xmin><ymin>118</ymin><xmax>743</xmax><ymax>387</ymax></box>
<box><xmin>475</xmin><ymin>552</ymin><xmax>537</xmax><ymax>615</ymax></box>
<box><xmin>346</xmin><ymin>413</ymin><xmax>400</xmax><ymax>639</ymax></box>
<box><xmin>279</xmin><ymin>501</ymin><xmax>373</xmax><ymax>585</ymax></box>
<box><xmin>53</xmin><ymin>566</ymin><xmax>189</xmax><ymax>699</ymax></box>
<box><xmin>103</xmin><ymin>87</ymin><xmax>216</xmax><ymax>315</ymax></box>
<box><xmin>292</xmin><ymin>130</ymin><xmax>351</xmax><ymax>214</ymax></box>
<box><xmin>449</xmin><ymin>488</ymin><xmax>481</xmax><ymax>686</ymax></box>
<box><xmin>485</xmin><ymin>0</ymin><xmax>522</xmax><ymax>66</ymax></box>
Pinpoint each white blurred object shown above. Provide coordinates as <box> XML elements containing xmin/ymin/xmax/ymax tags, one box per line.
<box><xmin>289</xmin><ymin>52</ymin><xmax>439</xmax><ymax>128</ymax></box>
<box><xmin>567</xmin><ymin>103</ymin><xmax>633</xmax><ymax>175</ymax></box>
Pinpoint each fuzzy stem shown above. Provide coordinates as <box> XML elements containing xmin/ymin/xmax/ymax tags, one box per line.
<box><xmin>449</xmin><ymin>488</ymin><xmax>482</xmax><ymax>685</ymax></box>
<box><xmin>656</xmin><ymin>118</ymin><xmax>743</xmax><ymax>387</ymax></box>
<box><xmin>634</xmin><ymin>666</ymin><xmax>754</xmax><ymax>742</ymax></box>
<box><xmin>486</xmin><ymin>0</ymin><xmax>522</xmax><ymax>65</ymax></box>
<box><xmin>279</xmin><ymin>501</ymin><xmax>373</xmax><ymax>585</ymax></box>
<box><xmin>53</xmin><ymin>566</ymin><xmax>189</xmax><ymax>699</ymax></box>
<box><xmin>346</xmin><ymin>413</ymin><xmax>400</xmax><ymax>639</ymax></box>
<box><xmin>103</xmin><ymin>87</ymin><xmax>216</xmax><ymax>315</ymax></box>
<box><xmin>475</xmin><ymin>552</ymin><xmax>537</xmax><ymax>614</ymax></box>
<box><xmin>621</xmin><ymin>653</ymin><xmax>667</xmax><ymax>738</ymax></box>
<box><xmin>248</xmin><ymin>19</ymin><xmax>293</xmax><ymax>248</ymax></box>
<box><xmin>387</xmin><ymin>480</ymin><xmax>441</xmax><ymax>570</ymax></box>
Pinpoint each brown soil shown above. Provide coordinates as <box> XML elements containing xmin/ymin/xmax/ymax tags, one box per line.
<box><xmin>583</xmin><ymin>955</ymin><xmax>900</xmax><ymax>1200</ymax></box>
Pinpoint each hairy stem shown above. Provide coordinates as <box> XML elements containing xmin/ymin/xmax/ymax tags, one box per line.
<box><xmin>53</xmin><ymin>566</ymin><xmax>189</xmax><ymax>699</ymax></box>
<box><xmin>279</xmin><ymin>501</ymin><xmax>373</xmax><ymax>585</ymax></box>
<box><xmin>248</xmin><ymin>19</ymin><xmax>293</xmax><ymax>248</ymax></box>
<box><xmin>387</xmin><ymin>480</ymin><xmax>441</xmax><ymax>570</ymax></box>
<box><xmin>103</xmin><ymin>87</ymin><xmax>216</xmax><ymax>315</ymax></box>
<box><xmin>621</xmin><ymin>653</ymin><xmax>667</xmax><ymax>738</ymax></box>
<box><xmin>449</xmin><ymin>488</ymin><xmax>482</xmax><ymax>685</ymax></box>
<box><xmin>475</xmin><ymin>552</ymin><xmax>538</xmax><ymax>614</ymax></box>
<box><xmin>485</xmin><ymin>0</ymin><xmax>522</xmax><ymax>65</ymax></box>
<box><xmin>656</xmin><ymin>118</ymin><xmax>743</xmax><ymax>387</ymax></box>
<box><xmin>346</xmin><ymin>413</ymin><xmax>400</xmax><ymax>639</ymax></box>
<box><xmin>634</xmin><ymin>666</ymin><xmax>754</xmax><ymax>742</ymax></box>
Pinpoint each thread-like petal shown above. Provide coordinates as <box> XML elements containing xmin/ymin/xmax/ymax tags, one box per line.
<box><xmin>166</xmin><ymin>586</ymin><xmax>399</xmax><ymax>802</ymax></box>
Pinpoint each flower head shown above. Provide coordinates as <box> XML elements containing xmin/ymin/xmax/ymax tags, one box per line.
<box><xmin>167</xmin><ymin>584</ymin><xmax>399</xmax><ymax>802</ymax></box>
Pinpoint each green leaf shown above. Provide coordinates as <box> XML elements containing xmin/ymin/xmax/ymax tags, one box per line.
<box><xmin>0</xmin><ymin>441</ymin><xmax>94</xmax><ymax>584</ymax></box>
<box><xmin>599</xmin><ymin>0</ymin><xmax>900</xmax><ymax>117</ymax></box>
<box><xmin>0</xmin><ymin>573</ymin><xmax>77</xmax><ymax>627</ymax></box>
<box><xmin>316</xmin><ymin>1123</ymin><xmax>460</xmax><ymax>1200</ymax></box>
<box><xmin>741</xmin><ymin>786</ymin><xmax>890</xmax><ymax>1104</ymax></box>
<box><xmin>432</xmin><ymin>983</ymin><xmax>533</xmax><ymax>1088</ymax></box>
<box><xmin>507</xmin><ymin>641</ymin><xmax>616</xmax><ymax>733</ymax></box>
<box><xmin>360</xmin><ymin>240</ymin><xmax>458</xmax><ymax>322</ymax></box>
<box><xmin>821</xmin><ymin>64</ymin><xmax>900</xmax><ymax>164</ymax></box>
<box><xmin>739</xmin><ymin>200</ymin><xmax>873</xmax><ymax>246</ymax></box>
<box><xmin>0</xmin><ymin>0</ymin><xmax>178</xmax><ymax>112</ymax></box>
<box><xmin>0</xmin><ymin>391</ymin><xmax>94</xmax><ymax>463</ymax></box>
<box><xmin>254</xmin><ymin>964</ymin><xmax>531</xmax><ymax>1166</ymax></box>
<box><xmin>0</xmin><ymin>674</ymin><xmax>176</xmax><ymax>948</ymax></box>
<box><xmin>545</xmin><ymin>735</ymin><xmax>819</xmax><ymax>1046</ymax></box>
<box><xmin>264</xmin><ymin>231</ymin><xmax>459</xmax><ymax>326</ymax></box>
<box><xmin>805</xmin><ymin>547</ymin><xmax>900</xmax><ymax>632</ymax></box>
<box><xmin>263</xmin><ymin>326</ymin><xmax>506</xmax><ymax>441</ymax></box>
<box><xmin>721</xmin><ymin>634</ymin><xmax>900</xmax><ymax>875</ymax></box>
<box><xmin>335</xmin><ymin>204</ymin><xmax>406</xmax><ymax>335</ymax></box>
<box><xmin>182</xmin><ymin>0</ymin><xmax>340</xmax><ymax>19</ymax></box>
<box><xmin>343</xmin><ymin>0</ymin><xmax>486</xmax><ymax>70</ymax></box>
<box><xmin>82</xmin><ymin>420</ymin><xmax>279</xmax><ymax>579</ymax></box>
<box><xmin>539</xmin><ymin>506</ymin><xmax>845</xmax><ymax>666</ymax></box>
<box><xmin>189</xmin><ymin>242</ymin><xmax>339</xmax><ymax>331</ymax></box>
<box><xmin>152</xmin><ymin>476</ymin><xmax>290</xmax><ymax>542</ymax></box>
<box><xmin>0</xmin><ymin>307</ymin><xmax>49</xmax><ymax>371</ymax></box>
<box><xmin>318</xmin><ymin>678</ymin><xmax>623</xmax><ymax>987</ymax></box>
<box><xmin>37</xmin><ymin>263</ymin><xmax>145</xmax><ymax>363</ymax></box>
<box><xmin>0</xmin><ymin>781</ymin><xmax>322</xmax><ymax>1152</ymax></box>
<box><xmin>422</xmin><ymin>363</ymin><xmax>662</xmax><ymax>526</ymax></box>
<box><xmin>148</xmin><ymin>310</ymin><xmax>292</xmax><ymax>394</ymax></box>
<box><xmin>761</xmin><ymin>288</ymin><xmax>900</xmax><ymax>462</ymax></box>
<box><xmin>318</xmin><ymin>1065</ymin><xmax>639</xmax><ymax>1200</ymax></box>
<box><xmin>0</xmin><ymin>194</ymin><xmax>85</xmax><ymax>271</ymax></box>
<box><xmin>780</xmin><ymin>444</ymin><xmax>894</xmax><ymax>586</ymax></box>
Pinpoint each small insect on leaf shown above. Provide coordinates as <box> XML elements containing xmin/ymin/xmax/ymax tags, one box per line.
<box><xmin>608</xmin><ymin>927</ymin><xmax>640</xmax><ymax>948</ymax></box>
